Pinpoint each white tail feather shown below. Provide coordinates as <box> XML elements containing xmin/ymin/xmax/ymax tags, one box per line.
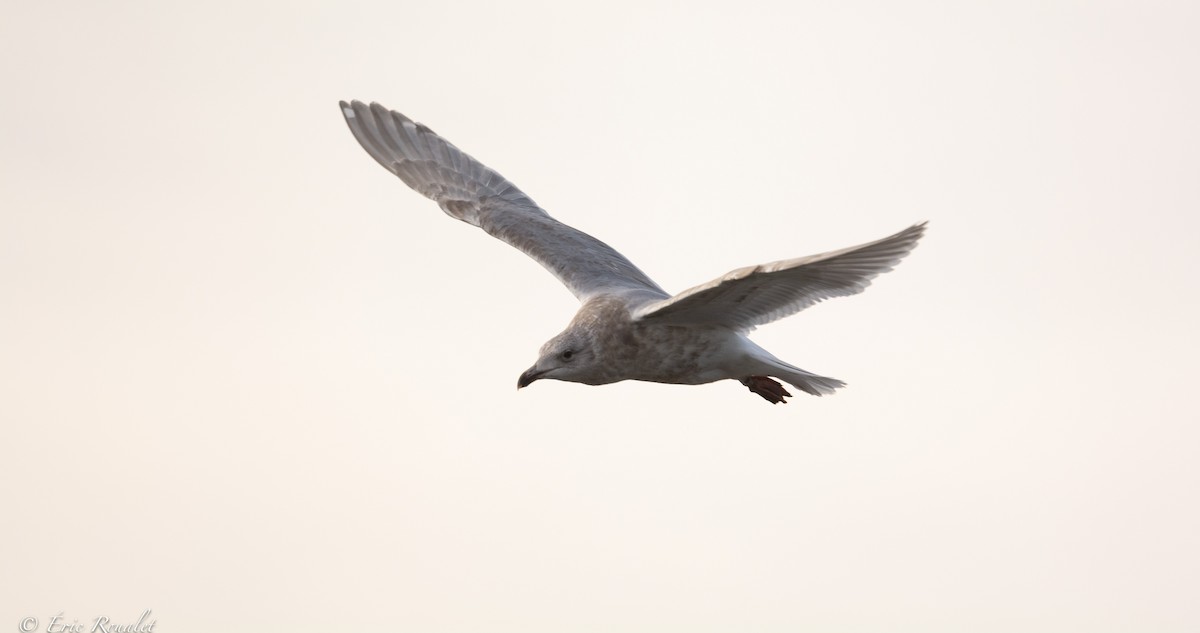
<box><xmin>764</xmin><ymin>359</ymin><xmax>846</xmax><ymax>397</ymax></box>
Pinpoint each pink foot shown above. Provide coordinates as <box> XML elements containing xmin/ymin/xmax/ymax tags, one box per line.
<box><xmin>740</xmin><ymin>376</ymin><xmax>792</xmax><ymax>404</ymax></box>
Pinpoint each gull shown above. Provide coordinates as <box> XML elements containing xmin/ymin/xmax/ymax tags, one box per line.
<box><xmin>340</xmin><ymin>100</ymin><xmax>925</xmax><ymax>404</ymax></box>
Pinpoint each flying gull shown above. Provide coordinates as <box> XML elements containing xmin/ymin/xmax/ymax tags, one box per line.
<box><xmin>340</xmin><ymin>101</ymin><xmax>925</xmax><ymax>404</ymax></box>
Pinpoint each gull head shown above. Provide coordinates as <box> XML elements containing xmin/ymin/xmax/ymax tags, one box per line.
<box><xmin>517</xmin><ymin>328</ymin><xmax>601</xmax><ymax>389</ymax></box>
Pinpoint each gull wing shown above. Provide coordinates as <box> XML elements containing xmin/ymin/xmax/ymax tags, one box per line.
<box><xmin>634</xmin><ymin>223</ymin><xmax>926</xmax><ymax>330</ymax></box>
<box><xmin>340</xmin><ymin>100</ymin><xmax>667</xmax><ymax>301</ymax></box>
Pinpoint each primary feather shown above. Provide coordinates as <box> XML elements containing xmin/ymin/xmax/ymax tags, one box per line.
<box><xmin>340</xmin><ymin>100</ymin><xmax>666</xmax><ymax>302</ymax></box>
<box><xmin>634</xmin><ymin>223</ymin><xmax>927</xmax><ymax>330</ymax></box>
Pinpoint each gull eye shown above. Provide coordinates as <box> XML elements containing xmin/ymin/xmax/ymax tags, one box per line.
<box><xmin>561</xmin><ymin>350</ymin><xmax>574</xmax><ymax>361</ymax></box>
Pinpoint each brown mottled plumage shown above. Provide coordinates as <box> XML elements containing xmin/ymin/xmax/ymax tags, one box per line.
<box><xmin>341</xmin><ymin>101</ymin><xmax>925</xmax><ymax>404</ymax></box>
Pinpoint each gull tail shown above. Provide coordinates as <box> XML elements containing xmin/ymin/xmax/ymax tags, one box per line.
<box><xmin>768</xmin><ymin>362</ymin><xmax>846</xmax><ymax>397</ymax></box>
<box><xmin>744</xmin><ymin>358</ymin><xmax>845</xmax><ymax>403</ymax></box>
<box><xmin>738</xmin><ymin>342</ymin><xmax>846</xmax><ymax>403</ymax></box>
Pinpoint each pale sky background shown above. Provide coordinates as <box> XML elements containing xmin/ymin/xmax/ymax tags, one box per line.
<box><xmin>2</xmin><ymin>1</ymin><xmax>1198</xmax><ymax>631</ymax></box>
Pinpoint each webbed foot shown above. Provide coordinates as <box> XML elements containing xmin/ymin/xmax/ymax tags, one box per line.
<box><xmin>740</xmin><ymin>376</ymin><xmax>792</xmax><ymax>404</ymax></box>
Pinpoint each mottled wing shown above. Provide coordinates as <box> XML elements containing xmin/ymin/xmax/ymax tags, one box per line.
<box><xmin>340</xmin><ymin>100</ymin><xmax>667</xmax><ymax>301</ymax></box>
<box><xmin>635</xmin><ymin>223</ymin><xmax>926</xmax><ymax>330</ymax></box>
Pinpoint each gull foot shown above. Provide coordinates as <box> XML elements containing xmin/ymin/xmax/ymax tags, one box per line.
<box><xmin>740</xmin><ymin>376</ymin><xmax>792</xmax><ymax>404</ymax></box>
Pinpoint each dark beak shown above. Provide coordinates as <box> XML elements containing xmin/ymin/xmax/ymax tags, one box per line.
<box><xmin>517</xmin><ymin>366</ymin><xmax>544</xmax><ymax>389</ymax></box>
